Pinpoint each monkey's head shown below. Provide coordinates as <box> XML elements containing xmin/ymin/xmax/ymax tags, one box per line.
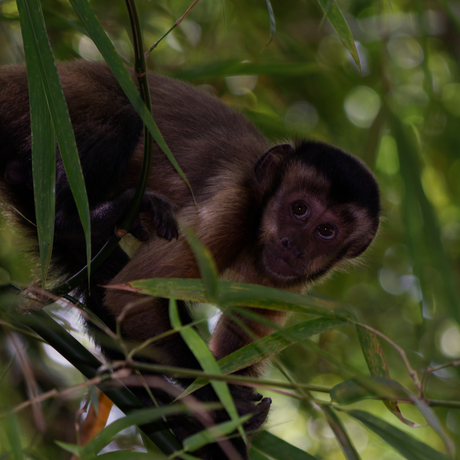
<box><xmin>254</xmin><ymin>141</ymin><xmax>380</xmax><ymax>287</ymax></box>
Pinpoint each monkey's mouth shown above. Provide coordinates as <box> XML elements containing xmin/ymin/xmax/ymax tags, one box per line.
<box><xmin>262</xmin><ymin>245</ymin><xmax>305</xmax><ymax>282</ymax></box>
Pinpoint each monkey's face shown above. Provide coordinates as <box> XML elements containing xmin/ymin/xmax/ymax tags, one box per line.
<box><xmin>258</xmin><ymin>163</ymin><xmax>374</xmax><ymax>287</ymax></box>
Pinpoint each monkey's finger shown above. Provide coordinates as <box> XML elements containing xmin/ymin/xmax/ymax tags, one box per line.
<box><xmin>132</xmin><ymin>224</ymin><xmax>150</xmax><ymax>242</ymax></box>
<box><xmin>156</xmin><ymin>221</ymin><xmax>179</xmax><ymax>241</ymax></box>
<box><xmin>243</xmin><ymin>397</ymin><xmax>272</xmax><ymax>431</ymax></box>
<box><xmin>231</xmin><ymin>388</ymin><xmax>264</xmax><ymax>402</ymax></box>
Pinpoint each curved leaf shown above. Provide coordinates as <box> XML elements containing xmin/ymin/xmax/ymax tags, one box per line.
<box><xmin>317</xmin><ymin>0</ymin><xmax>361</xmax><ymax>71</ymax></box>
<box><xmin>347</xmin><ymin>410</ymin><xmax>450</xmax><ymax>460</ymax></box>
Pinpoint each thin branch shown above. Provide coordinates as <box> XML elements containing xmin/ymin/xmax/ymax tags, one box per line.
<box><xmin>145</xmin><ymin>0</ymin><xmax>200</xmax><ymax>58</ymax></box>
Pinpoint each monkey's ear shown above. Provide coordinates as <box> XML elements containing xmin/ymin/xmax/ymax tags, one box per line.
<box><xmin>347</xmin><ymin>223</ymin><xmax>379</xmax><ymax>259</ymax></box>
<box><xmin>254</xmin><ymin>144</ymin><xmax>294</xmax><ymax>184</ymax></box>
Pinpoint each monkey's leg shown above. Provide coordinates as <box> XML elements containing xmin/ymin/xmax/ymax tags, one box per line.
<box><xmin>105</xmin><ymin>239</ymin><xmax>271</xmax><ymax>458</ymax></box>
<box><xmin>206</xmin><ymin>308</ymin><xmax>286</xmax><ymax>432</ymax></box>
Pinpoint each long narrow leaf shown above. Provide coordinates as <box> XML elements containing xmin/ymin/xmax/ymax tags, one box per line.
<box><xmin>169</xmin><ymin>299</ymin><xmax>244</xmax><ymax>441</ymax></box>
<box><xmin>322</xmin><ymin>406</ymin><xmax>360</xmax><ymax>460</ymax></box>
<box><xmin>81</xmin><ymin>404</ymin><xmax>189</xmax><ymax>457</ymax></box>
<box><xmin>68</xmin><ymin>0</ymin><xmax>193</xmax><ymax>197</ymax></box>
<box><xmin>119</xmin><ymin>278</ymin><xmax>350</xmax><ymax>319</ymax></box>
<box><xmin>347</xmin><ymin>410</ymin><xmax>450</xmax><ymax>460</ymax></box>
<box><xmin>317</xmin><ymin>0</ymin><xmax>361</xmax><ymax>71</ymax></box>
<box><xmin>182</xmin><ymin>227</ymin><xmax>219</xmax><ymax>303</ymax></box>
<box><xmin>251</xmin><ymin>431</ymin><xmax>319</xmax><ymax>460</ymax></box>
<box><xmin>172</xmin><ymin>60</ymin><xmax>319</xmax><ymax>80</ymax></box>
<box><xmin>17</xmin><ymin>0</ymin><xmax>91</xmax><ymax>275</ymax></box>
<box><xmin>27</xmin><ymin>54</ymin><xmax>55</xmax><ymax>285</ymax></box>
<box><xmin>184</xmin><ymin>317</ymin><xmax>345</xmax><ymax>395</ymax></box>
<box><xmin>356</xmin><ymin>326</ymin><xmax>402</xmax><ymax>418</ymax></box>
<box><xmin>182</xmin><ymin>415</ymin><xmax>251</xmax><ymax>452</ymax></box>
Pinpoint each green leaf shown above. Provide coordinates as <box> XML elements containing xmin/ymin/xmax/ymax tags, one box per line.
<box><xmin>182</xmin><ymin>414</ymin><xmax>251</xmax><ymax>452</ymax></box>
<box><xmin>411</xmin><ymin>398</ymin><xmax>455</xmax><ymax>458</ymax></box>
<box><xmin>95</xmin><ymin>454</ymin><xmax>160</xmax><ymax>459</ymax></box>
<box><xmin>0</xmin><ymin>267</ymin><xmax>11</xmax><ymax>286</ymax></box>
<box><xmin>182</xmin><ymin>227</ymin><xmax>219</xmax><ymax>303</ymax></box>
<box><xmin>3</xmin><ymin>414</ymin><xmax>22</xmax><ymax>460</ymax></box>
<box><xmin>173</xmin><ymin>60</ymin><xmax>319</xmax><ymax>80</ymax></box>
<box><xmin>347</xmin><ymin>410</ymin><xmax>450</xmax><ymax>460</ymax></box>
<box><xmin>185</xmin><ymin>317</ymin><xmax>346</xmax><ymax>395</ymax></box>
<box><xmin>356</xmin><ymin>326</ymin><xmax>402</xmax><ymax>417</ymax></box>
<box><xmin>251</xmin><ymin>431</ymin><xmax>319</xmax><ymax>460</ymax></box>
<box><xmin>389</xmin><ymin>115</ymin><xmax>460</xmax><ymax>324</ymax></box>
<box><xmin>17</xmin><ymin>0</ymin><xmax>91</xmax><ymax>275</ymax></box>
<box><xmin>27</xmin><ymin>55</ymin><xmax>56</xmax><ymax>286</ymax></box>
<box><xmin>356</xmin><ymin>327</ymin><xmax>389</xmax><ymax>378</ymax></box>
<box><xmin>264</xmin><ymin>0</ymin><xmax>276</xmax><ymax>47</ymax></box>
<box><xmin>54</xmin><ymin>441</ymin><xmax>79</xmax><ymax>455</ymax></box>
<box><xmin>169</xmin><ymin>299</ymin><xmax>244</xmax><ymax>441</ymax></box>
<box><xmin>68</xmin><ymin>0</ymin><xmax>192</xmax><ymax>198</ymax></box>
<box><xmin>81</xmin><ymin>404</ymin><xmax>189</xmax><ymax>457</ymax></box>
<box><xmin>126</xmin><ymin>278</ymin><xmax>349</xmax><ymax>319</ymax></box>
<box><xmin>317</xmin><ymin>0</ymin><xmax>361</xmax><ymax>71</ymax></box>
<box><xmin>331</xmin><ymin>377</ymin><xmax>409</xmax><ymax>405</ymax></box>
<box><xmin>322</xmin><ymin>406</ymin><xmax>360</xmax><ymax>460</ymax></box>
<box><xmin>218</xmin><ymin>317</ymin><xmax>346</xmax><ymax>374</ymax></box>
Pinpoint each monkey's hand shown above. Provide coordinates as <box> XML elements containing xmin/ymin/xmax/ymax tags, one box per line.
<box><xmin>133</xmin><ymin>190</ymin><xmax>179</xmax><ymax>241</ymax></box>
<box><xmin>230</xmin><ymin>386</ymin><xmax>272</xmax><ymax>432</ymax></box>
<box><xmin>54</xmin><ymin>188</ymin><xmax>178</xmax><ymax>243</ymax></box>
<box><xmin>184</xmin><ymin>385</ymin><xmax>271</xmax><ymax>459</ymax></box>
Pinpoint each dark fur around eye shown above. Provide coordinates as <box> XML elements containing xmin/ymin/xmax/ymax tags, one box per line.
<box><xmin>317</xmin><ymin>223</ymin><xmax>336</xmax><ymax>239</ymax></box>
<box><xmin>291</xmin><ymin>201</ymin><xmax>308</xmax><ymax>218</ymax></box>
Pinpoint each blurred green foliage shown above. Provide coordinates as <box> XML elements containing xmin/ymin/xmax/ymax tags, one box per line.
<box><xmin>1</xmin><ymin>0</ymin><xmax>460</xmax><ymax>459</ymax></box>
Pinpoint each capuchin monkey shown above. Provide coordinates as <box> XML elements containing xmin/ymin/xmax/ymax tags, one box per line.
<box><xmin>0</xmin><ymin>61</ymin><xmax>380</xmax><ymax>459</ymax></box>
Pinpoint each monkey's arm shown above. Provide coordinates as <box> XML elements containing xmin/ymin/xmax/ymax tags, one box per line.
<box><xmin>54</xmin><ymin>188</ymin><xmax>178</xmax><ymax>242</ymax></box>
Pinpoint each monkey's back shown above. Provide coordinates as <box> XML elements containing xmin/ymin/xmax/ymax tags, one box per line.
<box><xmin>0</xmin><ymin>61</ymin><xmax>269</xmax><ymax>215</ymax></box>
<box><xmin>60</xmin><ymin>62</ymin><xmax>269</xmax><ymax>206</ymax></box>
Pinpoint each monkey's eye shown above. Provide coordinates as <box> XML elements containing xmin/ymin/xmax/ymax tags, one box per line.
<box><xmin>317</xmin><ymin>223</ymin><xmax>336</xmax><ymax>239</ymax></box>
<box><xmin>291</xmin><ymin>201</ymin><xmax>308</xmax><ymax>219</ymax></box>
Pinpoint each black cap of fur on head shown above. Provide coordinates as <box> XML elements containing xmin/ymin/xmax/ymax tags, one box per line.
<box><xmin>294</xmin><ymin>141</ymin><xmax>380</xmax><ymax>219</ymax></box>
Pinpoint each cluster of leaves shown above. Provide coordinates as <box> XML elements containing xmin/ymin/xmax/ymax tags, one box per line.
<box><xmin>1</xmin><ymin>0</ymin><xmax>460</xmax><ymax>459</ymax></box>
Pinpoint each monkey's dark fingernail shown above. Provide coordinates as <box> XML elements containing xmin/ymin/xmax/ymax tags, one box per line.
<box><xmin>257</xmin><ymin>398</ymin><xmax>272</xmax><ymax>413</ymax></box>
<box><xmin>134</xmin><ymin>226</ymin><xmax>149</xmax><ymax>241</ymax></box>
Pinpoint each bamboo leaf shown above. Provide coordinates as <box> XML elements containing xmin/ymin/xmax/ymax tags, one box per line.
<box><xmin>27</xmin><ymin>57</ymin><xmax>55</xmax><ymax>286</ymax></box>
<box><xmin>412</xmin><ymin>398</ymin><xmax>455</xmax><ymax>458</ymax></box>
<box><xmin>251</xmin><ymin>431</ymin><xmax>319</xmax><ymax>460</ymax></box>
<box><xmin>264</xmin><ymin>0</ymin><xmax>276</xmax><ymax>47</ymax></box>
<box><xmin>122</xmin><ymin>278</ymin><xmax>350</xmax><ymax>319</ymax></box>
<box><xmin>322</xmin><ymin>406</ymin><xmax>360</xmax><ymax>460</ymax></box>
<box><xmin>81</xmin><ymin>405</ymin><xmax>189</xmax><ymax>457</ymax></box>
<box><xmin>182</xmin><ymin>227</ymin><xmax>219</xmax><ymax>303</ymax></box>
<box><xmin>347</xmin><ymin>410</ymin><xmax>450</xmax><ymax>460</ymax></box>
<box><xmin>389</xmin><ymin>114</ymin><xmax>460</xmax><ymax>324</ymax></box>
<box><xmin>17</xmin><ymin>0</ymin><xmax>91</xmax><ymax>275</ymax></box>
<box><xmin>172</xmin><ymin>60</ymin><xmax>319</xmax><ymax>80</ymax></box>
<box><xmin>356</xmin><ymin>326</ymin><xmax>402</xmax><ymax>418</ymax></box>
<box><xmin>182</xmin><ymin>415</ymin><xmax>251</xmax><ymax>452</ymax></box>
<box><xmin>218</xmin><ymin>317</ymin><xmax>346</xmax><ymax>374</ymax></box>
<box><xmin>169</xmin><ymin>299</ymin><xmax>244</xmax><ymax>441</ymax></box>
<box><xmin>95</xmin><ymin>454</ymin><xmax>157</xmax><ymax>459</ymax></box>
<box><xmin>317</xmin><ymin>0</ymin><xmax>361</xmax><ymax>71</ymax></box>
<box><xmin>331</xmin><ymin>377</ymin><xmax>410</xmax><ymax>405</ymax></box>
<box><xmin>68</xmin><ymin>0</ymin><xmax>192</xmax><ymax>197</ymax></box>
<box><xmin>184</xmin><ymin>317</ymin><xmax>346</xmax><ymax>395</ymax></box>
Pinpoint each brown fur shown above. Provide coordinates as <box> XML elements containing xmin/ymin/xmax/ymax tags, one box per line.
<box><xmin>0</xmin><ymin>61</ymin><xmax>380</xmax><ymax>459</ymax></box>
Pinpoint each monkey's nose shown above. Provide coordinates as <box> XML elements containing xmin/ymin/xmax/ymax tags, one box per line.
<box><xmin>280</xmin><ymin>237</ymin><xmax>291</xmax><ymax>249</ymax></box>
